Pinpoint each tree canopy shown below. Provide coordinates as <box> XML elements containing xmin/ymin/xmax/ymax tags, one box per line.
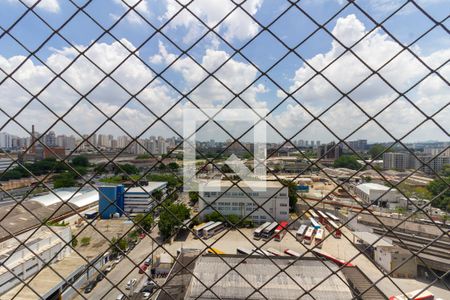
<box><xmin>333</xmin><ymin>155</ymin><xmax>362</xmax><ymax>170</ymax></box>
<box><xmin>368</xmin><ymin>144</ymin><xmax>388</xmax><ymax>159</ymax></box>
<box><xmin>158</xmin><ymin>203</ymin><xmax>190</xmax><ymax>240</ymax></box>
<box><xmin>72</xmin><ymin>155</ymin><xmax>89</xmax><ymax>167</ymax></box>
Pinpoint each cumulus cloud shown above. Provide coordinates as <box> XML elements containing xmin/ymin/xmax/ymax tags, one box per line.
<box><xmin>276</xmin><ymin>14</ymin><xmax>449</xmax><ymax>142</ymax></box>
<box><xmin>0</xmin><ymin>12</ymin><xmax>447</xmax><ymax>143</ymax></box>
<box><xmin>8</xmin><ymin>0</ymin><xmax>60</xmax><ymax>13</ymax></box>
<box><xmin>149</xmin><ymin>41</ymin><xmax>269</xmax><ymax>110</ymax></box>
<box><xmin>0</xmin><ymin>39</ymin><xmax>177</xmax><ymax>137</ymax></box>
<box><xmin>111</xmin><ymin>0</ymin><xmax>151</xmax><ymax>24</ymax></box>
<box><xmin>161</xmin><ymin>0</ymin><xmax>263</xmax><ymax>43</ymax></box>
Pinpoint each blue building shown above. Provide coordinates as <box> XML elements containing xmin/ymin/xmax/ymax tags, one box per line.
<box><xmin>98</xmin><ymin>185</ymin><xmax>125</xmax><ymax>219</ymax></box>
<box><xmin>98</xmin><ymin>182</ymin><xmax>167</xmax><ymax>219</ymax></box>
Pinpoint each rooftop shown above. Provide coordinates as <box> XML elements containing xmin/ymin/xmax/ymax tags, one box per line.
<box><xmin>30</xmin><ymin>188</ymin><xmax>98</xmax><ymax>207</ymax></box>
<box><xmin>199</xmin><ymin>180</ymin><xmax>284</xmax><ymax>191</ymax></box>
<box><xmin>185</xmin><ymin>255</ymin><xmax>353</xmax><ymax>300</ymax></box>
<box><xmin>352</xmin><ymin>231</ymin><xmax>393</xmax><ymax>247</ymax></box>
<box><xmin>355</xmin><ymin>183</ymin><xmax>396</xmax><ymax>194</ymax></box>
<box><xmin>125</xmin><ymin>181</ymin><xmax>167</xmax><ymax>193</ymax></box>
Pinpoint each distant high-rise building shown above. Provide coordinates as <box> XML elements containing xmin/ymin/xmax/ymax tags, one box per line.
<box><xmin>383</xmin><ymin>152</ymin><xmax>411</xmax><ymax>170</ymax></box>
<box><xmin>158</xmin><ymin>136</ymin><xmax>167</xmax><ymax>155</ymax></box>
<box><xmin>0</xmin><ymin>132</ymin><xmax>11</xmax><ymax>149</ymax></box>
<box><xmin>44</xmin><ymin>131</ymin><xmax>57</xmax><ymax>147</ymax></box>
<box><xmin>347</xmin><ymin>139</ymin><xmax>367</xmax><ymax>152</ymax></box>
<box><xmin>316</xmin><ymin>140</ymin><xmax>321</xmax><ymax>147</ymax></box>
<box><xmin>317</xmin><ymin>142</ymin><xmax>342</xmax><ymax>161</ymax></box>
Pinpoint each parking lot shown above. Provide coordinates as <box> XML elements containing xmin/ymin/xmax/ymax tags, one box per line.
<box><xmin>75</xmin><ymin>222</ymin><xmax>450</xmax><ymax>300</ymax></box>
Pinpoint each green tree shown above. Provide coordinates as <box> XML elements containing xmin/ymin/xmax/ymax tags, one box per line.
<box><xmin>204</xmin><ymin>211</ymin><xmax>225</xmax><ymax>222</ymax></box>
<box><xmin>147</xmin><ymin>174</ymin><xmax>181</xmax><ymax>188</ymax></box>
<box><xmin>133</xmin><ymin>213</ymin><xmax>154</xmax><ymax>233</ymax></box>
<box><xmin>426</xmin><ymin>177</ymin><xmax>450</xmax><ymax>210</ymax></box>
<box><xmin>136</xmin><ymin>154</ymin><xmax>151</xmax><ymax>159</ymax></box>
<box><xmin>333</xmin><ymin>155</ymin><xmax>362</xmax><ymax>170</ymax></box>
<box><xmin>442</xmin><ymin>164</ymin><xmax>450</xmax><ymax>177</ymax></box>
<box><xmin>168</xmin><ymin>162</ymin><xmax>179</xmax><ymax>171</ymax></box>
<box><xmin>110</xmin><ymin>237</ymin><xmax>128</xmax><ymax>254</ymax></box>
<box><xmin>158</xmin><ymin>203</ymin><xmax>190</xmax><ymax>240</ymax></box>
<box><xmin>281</xmin><ymin>180</ymin><xmax>298</xmax><ymax>212</ymax></box>
<box><xmin>152</xmin><ymin>190</ymin><xmax>163</xmax><ymax>201</ymax></box>
<box><xmin>189</xmin><ymin>191</ymin><xmax>199</xmax><ymax>204</ymax></box>
<box><xmin>72</xmin><ymin>238</ymin><xmax>78</xmax><ymax>247</ymax></box>
<box><xmin>369</xmin><ymin>144</ymin><xmax>387</xmax><ymax>159</ymax></box>
<box><xmin>72</xmin><ymin>155</ymin><xmax>89</xmax><ymax>167</ymax></box>
<box><xmin>53</xmin><ymin>173</ymin><xmax>76</xmax><ymax>188</ymax></box>
<box><xmin>80</xmin><ymin>237</ymin><xmax>91</xmax><ymax>246</ymax></box>
<box><xmin>115</xmin><ymin>164</ymin><xmax>139</xmax><ymax>175</ymax></box>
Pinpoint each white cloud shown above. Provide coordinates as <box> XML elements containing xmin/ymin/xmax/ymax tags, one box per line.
<box><xmin>112</xmin><ymin>0</ymin><xmax>151</xmax><ymax>24</ymax></box>
<box><xmin>8</xmin><ymin>0</ymin><xmax>60</xmax><ymax>13</ymax></box>
<box><xmin>161</xmin><ymin>0</ymin><xmax>263</xmax><ymax>43</ymax></box>
<box><xmin>0</xmin><ymin>39</ymin><xmax>179</xmax><ymax>137</ymax></box>
<box><xmin>149</xmin><ymin>41</ymin><xmax>268</xmax><ymax>111</ymax></box>
<box><xmin>276</xmin><ymin>14</ymin><xmax>450</xmax><ymax>142</ymax></box>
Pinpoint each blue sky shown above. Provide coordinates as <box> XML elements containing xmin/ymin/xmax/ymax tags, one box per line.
<box><xmin>0</xmin><ymin>0</ymin><xmax>449</xmax><ymax>143</ymax></box>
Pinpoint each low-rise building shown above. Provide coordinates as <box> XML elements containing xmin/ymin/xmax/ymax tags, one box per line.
<box><xmin>198</xmin><ymin>180</ymin><xmax>289</xmax><ymax>224</ymax></box>
<box><xmin>184</xmin><ymin>255</ymin><xmax>354</xmax><ymax>299</ymax></box>
<box><xmin>375</xmin><ymin>245</ymin><xmax>417</xmax><ymax>278</ymax></box>
<box><xmin>354</xmin><ymin>183</ymin><xmax>401</xmax><ymax>208</ymax></box>
<box><xmin>98</xmin><ymin>181</ymin><xmax>167</xmax><ymax>218</ymax></box>
<box><xmin>0</xmin><ymin>226</ymin><xmax>72</xmax><ymax>294</ymax></box>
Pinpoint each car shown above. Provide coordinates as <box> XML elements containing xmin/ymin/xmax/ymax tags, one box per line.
<box><xmin>144</xmin><ymin>257</ymin><xmax>153</xmax><ymax>266</ymax></box>
<box><xmin>105</xmin><ymin>265</ymin><xmax>113</xmax><ymax>273</ymax></box>
<box><xmin>126</xmin><ymin>278</ymin><xmax>137</xmax><ymax>290</ymax></box>
<box><xmin>139</xmin><ymin>233</ymin><xmax>146</xmax><ymax>239</ymax></box>
<box><xmin>96</xmin><ymin>273</ymin><xmax>105</xmax><ymax>282</ymax></box>
<box><xmin>84</xmin><ymin>281</ymin><xmax>96</xmax><ymax>294</ymax></box>
<box><xmin>142</xmin><ymin>291</ymin><xmax>151</xmax><ymax>299</ymax></box>
<box><xmin>114</xmin><ymin>255</ymin><xmax>123</xmax><ymax>264</ymax></box>
<box><xmin>139</xmin><ymin>264</ymin><xmax>148</xmax><ymax>274</ymax></box>
<box><xmin>116</xmin><ymin>294</ymin><xmax>125</xmax><ymax>300</ymax></box>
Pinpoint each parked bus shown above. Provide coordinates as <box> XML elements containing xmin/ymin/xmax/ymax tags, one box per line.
<box><xmin>193</xmin><ymin>221</ymin><xmax>214</xmax><ymax>238</ymax></box>
<box><xmin>274</xmin><ymin>221</ymin><xmax>289</xmax><ymax>242</ymax></box>
<box><xmin>309</xmin><ymin>217</ymin><xmax>321</xmax><ymax>230</ymax></box>
<box><xmin>308</xmin><ymin>209</ymin><xmax>319</xmax><ymax>219</ymax></box>
<box><xmin>266</xmin><ymin>248</ymin><xmax>283</xmax><ymax>256</ymax></box>
<box><xmin>207</xmin><ymin>248</ymin><xmax>225</xmax><ymax>255</ymax></box>
<box><xmin>314</xmin><ymin>228</ymin><xmax>324</xmax><ymax>249</ymax></box>
<box><xmin>261</xmin><ymin>222</ymin><xmax>278</xmax><ymax>240</ymax></box>
<box><xmin>317</xmin><ymin>210</ymin><xmax>329</xmax><ymax>225</ymax></box>
<box><xmin>326</xmin><ymin>212</ymin><xmax>340</xmax><ymax>223</ymax></box>
<box><xmin>284</xmin><ymin>249</ymin><xmax>300</xmax><ymax>257</ymax></box>
<box><xmin>236</xmin><ymin>247</ymin><xmax>253</xmax><ymax>255</ymax></box>
<box><xmin>253</xmin><ymin>222</ymin><xmax>271</xmax><ymax>240</ymax></box>
<box><xmin>303</xmin><ymin>227</ymin><xmax>315</xmax><ymax>245</ymax></box>
<box><xmin>325</xmin><ymin>220</ymin><xmax>341</xmax><ymax>238</ymax></box>
<box><xmin>296</xmin><ymin>225</ymin><xmax>307</xmax><ymax>241</ymax></box>
<box><xmin>202</xmin><ymin>222</ymin><xmax>225</xmax><ymax>239</ymax></box>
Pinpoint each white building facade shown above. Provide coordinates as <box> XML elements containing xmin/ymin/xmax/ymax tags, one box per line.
<box><xmin>199</xmin><ymin>181</ymin><xmax>289</xmax><ymax>224</ymax></box>
<box><xmin>354</xmin><ymin>183</ymin><xmax>401</xmax><ymax>208</ymax></box>
<box><xmin>123</xmin><ymin>182</ymin><xmax>168</xmax><ymax>215</ymax></box>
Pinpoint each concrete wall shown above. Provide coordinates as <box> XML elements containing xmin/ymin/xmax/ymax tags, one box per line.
<box><xmin>375</xmin><ymin>246</ymin><xmax>417</xmax><ymax>278</ymax></box>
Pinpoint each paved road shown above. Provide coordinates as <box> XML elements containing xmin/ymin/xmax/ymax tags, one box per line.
<box><xmin>76</xmin><ymin>236</ymin><xmax>156</xmax><ymax>300</ymax></box>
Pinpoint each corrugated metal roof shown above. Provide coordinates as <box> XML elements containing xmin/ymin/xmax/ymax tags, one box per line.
<box><xmin>185</xmin><ymin>256</ymin><xmax>353</xmax><ymax>299</ymax></box>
